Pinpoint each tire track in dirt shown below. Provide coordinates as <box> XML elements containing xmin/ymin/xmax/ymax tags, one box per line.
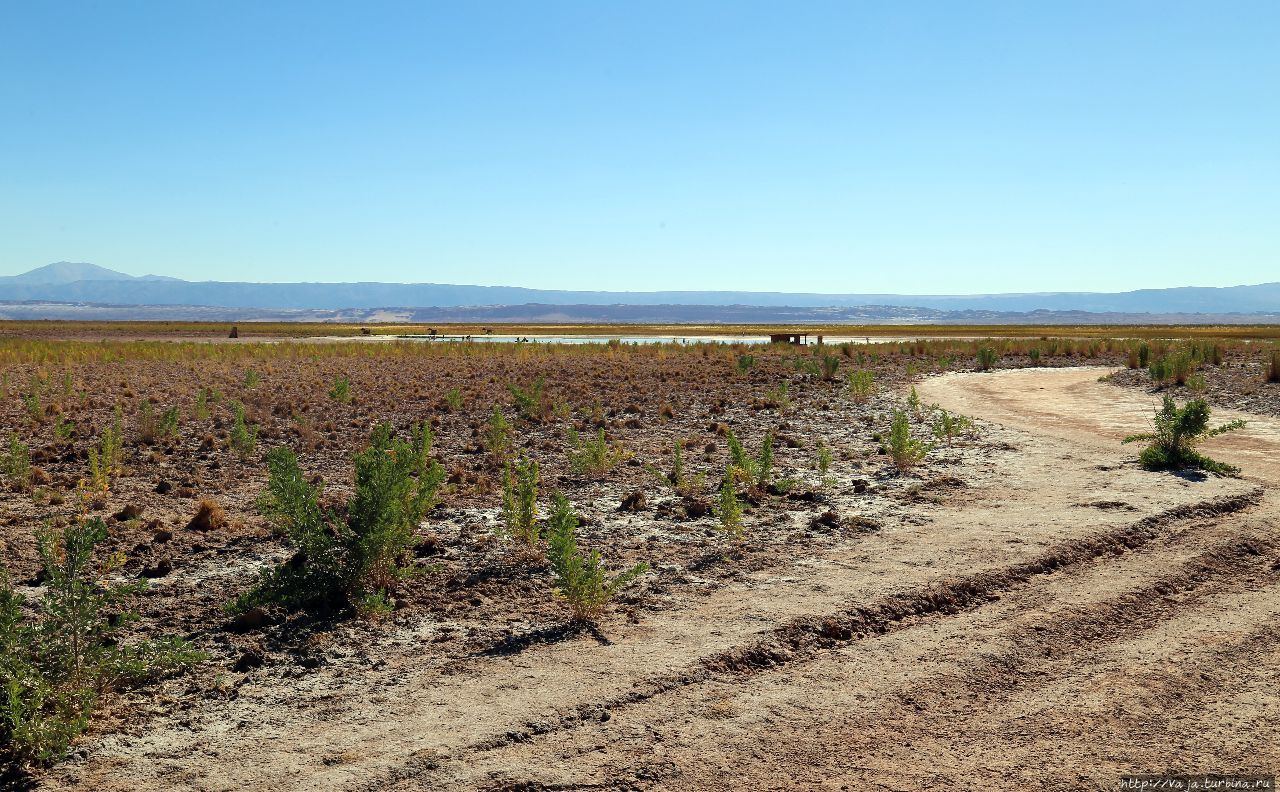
<box><xmin>462</xmin><ymin>490</ymin><xmax>1264</xmax><ymax>754</ymax></box>
<box><xmin>424</xmin><ymin>370</ymin><xmax>1280</xmax><ymax>791</ymax></box>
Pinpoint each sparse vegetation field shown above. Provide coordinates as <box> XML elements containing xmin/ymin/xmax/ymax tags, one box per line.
<box><xmin>0</xmin><ymin>324</ymin><xmax>1276</xmax><ymax>789</ymax></box>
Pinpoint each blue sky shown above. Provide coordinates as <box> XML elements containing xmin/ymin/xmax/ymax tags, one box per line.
<box><xmin>1</xmin><ymin>1</ymin><xmax>1276</xmax><ymax>293</ymax></box>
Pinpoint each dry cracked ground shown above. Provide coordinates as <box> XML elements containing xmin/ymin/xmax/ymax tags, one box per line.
<box><xmin>49</xmin><ymin>366</ymin><xmax>1280</xmax><ymax>791</ymax></box>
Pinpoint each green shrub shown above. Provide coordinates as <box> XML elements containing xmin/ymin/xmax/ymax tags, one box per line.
<box><xmin>138</xmin><ymin>402</ymin><xmax>179</xmax><ymax>444</ymax></box>
<box><xmin>1149</xmin><ymin>357</ymin><xmax>1173</xmax><ymax>383</ymax></box>
<box><xmin>1138</xmin><ymin>343</ymin><xmax>1151</xmax><ymax>368</ymax></box>
<box><xmin>52</xmin><ymin>417</ymin><xmax>74</xmax><ymax>443</ymax></box>
<box><xmin>1122</xmin><ymin>396</ymin><xmax>1245</xmax><ymax>476</ymax></box>
<box><xmin>1</xmin><ymin>519</ymin><xmax>201</xmax><ymax>766</ymax></box>
<box><xmin>846</xmin><ymin>369</ymin><xmax>874</xmax><ymax>403</ymax></box>
<box><xmin>715</xmin><ymin>475</ymin><xmax>743</xmax><ymax>540</ymax></box>
<box><xmin>328</xmin><ymin>376</ymin><xmax>352</xmax><ymax>404</ymax></box>
<box><xmin>500</xmin><ymin>453</ymin><xmax>540</xmax><ymax>546</ymax></box>
<box><xmin>1170</xmin><ymin>352</ymin><xmax>1196</xmax><ymax>386</ymax></box>
<box><xmin>1</xmin><ymin>433</ymin><xmax>32</xmax><ymax>491</ymax></box>
<box><xmin>736</xmin><ymin>354</ymin><xmax>755</xmax><ymax>374</ymax></box>
<box><xmin>193</xmin><ymin>387</ymin><xmax>212</xmax><ymax>420</ymax></box>
<box><xmin>445</xmin><ymin>387</ymin><xmax>464</xmax><ymax>412</ymax></box>
<box><xmin>233</xmin><ymin>423</ymin><xmax>445</xmax><ymax>614</ymax></box>
<box><xmin>931</xmin><ymin>409</ymin><xmax>975</xmax><ymax>445</ymax></box>
<box><xmin>23</xmin><ymin>390</ymin><xmax>42</xmax><ymax>424</ymax></box>
<box><xmin>756</xmin><ymin>431</ymin><xmax>774</xmax><ymax>487</ymax></box>
<box><xmin>815</xmin><ymin>438</ymin><xmax>832</xmax><ymax>475</ymax></box>
<box><xmin>484</xmin><ymin>405</ymin><xmax>511</xmax><ymax>463</ymax></box>
<box><xmin>883</xmin><ymin>409</ymin><xmax>930</xmax><ymax>470</ymax></box>
<box><xmin>907</xmin><ymin>385</ymin><xmax>921</xmax><ymax>412</ymax></box>
<box><xmin>229</xmin><ymin>401</ymin><xmax>258</xmax><ymax>457</ymax></box>
<box><xmin>976</xmin><ymin>346</ymin><xmax>999</xmax><ymax>371</ymax></box>
<box><xmin>820</xmin><ymin>355</ymin><xmax>840</xmax><ymax>382</ymax></box>
<box><xmin>566</xmin><ymin>427</ymin><xmax>625</xmax><ymax>478</ymax></box>
<box><xmin>546</xmin><ymin>494</ymin><xmax>646</xmax><ymax>621</ymax></box>
<box><xmin>508</xmin><ymin>377</ymin><xmax>548</xmax><ymax>422</ymax></box>
<box><xmin>243</xmin><ymin>369</ymin><xmax>261</xmax><ymax>388</ymax></box>
<box><xmin>87</xmin><ymin>409</ymin><xmax>124</xmax><ymax>495</ymax></box>
<box><xmin>725</xmin><ymin>430</ymin><xmax>756</xmax><ymax>482</ymax></box>
<box><xmin>765</xmin><ymin>381</ymin><xmax>791</xmax><ymax>411</ymax></box>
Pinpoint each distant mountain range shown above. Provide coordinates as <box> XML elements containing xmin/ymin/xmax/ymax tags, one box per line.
<box><xmin>1</xmin><ymin>262</ymin><xmax>1277</xmax><ymax>323</ymax></box>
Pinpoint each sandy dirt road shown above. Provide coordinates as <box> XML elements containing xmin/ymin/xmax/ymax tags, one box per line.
<box><xmin>54</xmin><ymin>368</ymin><xmax>1280</xmax><ymax>791</ymax></box>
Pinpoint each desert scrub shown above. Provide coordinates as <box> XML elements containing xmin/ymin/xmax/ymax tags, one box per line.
<box><xmin>508</xmin><ymin>376</ymin><xmax>549</xmax><ymax>422</ymax></box>
<box><xmin>193</xmin><ymin>386</ymin><xmax>211</xmax><ymax>420</ymax></box>
<box><xmin>484</xmin><ymin>405</ymin><xmax>512</xmax><ymax>464</ymax></box>
<box><xmin>976</xmin><ymin>346</ymin><xmax>998</xmax><ymax>371</ymax></box>
<box><xmin>86</xmin><ymin>409</ymin><xmax>124</xmax><ymax>495</ymax></box>
<box><xmin>931</xmin><ymin>409</ymin><xmax>975</xmax><ymax>445</ymax></box>
<box><xmin>1123</xmin><ymin>396</ymin><xmax>1246</xmax><ymax>476</ymax></box>
<box><xmin>2</xmin><ymin>432</ymin><xmax>32</xmax><ymax>491</ymax></box>
<box><xmin>765</xmin><ymin>381</ymin><xmax>791</xmax><ymax>411</ymax></box>
<box><xmin>715</xmin><ymin>475</ymin><xmax>744</xmax><ymax>540</ymax></box>
<box><xmin>820</xmin><ymin>354</ymin><xmax>840</xmax><ymax>382</ymax></box>
<box><xmin>724</xmin><ymin>430</ymin><xmax>757</xmax><ymax>483</ymax></box>
<box><xmin>546</xmin><ymin>494</ymin><xmax>646</xmax><ymax>621</ymax></box>
<box><xmin>137</xmin><ymin>401</ymin><xmax>179</xmax><ymax>444</ymax></box>
<box><xmin>445</xmin><ymin>387</ymin><xmax>464</xmax><ymax>412</ymax></box>
<box><xmin>242</xmin><ymin>368</ymin><xmax>261</xmax><ymax>388</ymax></box>
<box><xmin>566</xmin><ymin>426</ymin><xmax>625</xmax><ymax>478</ymax></box>
<box><xmin>500</xmin><ymin>453</ymin><xmax>540</xmax><ymax>546</ymax></box>
<box><xmin>883</xmin><ymin>409</ymin><xmax>931</xmax><ymax>470</ymax></box>
<box><xmin>756</xmin><ymin>431</ymin><xmax>774</xmax><ymax>487</ymax></box>
<box><xmin>233</xmin><ymin>422</ymin><xmax>445</xmax><ymax>614</ymax></box>
<box><xmin>846</xmin><ymin>369</ymin><xmax>874</xmax><ymax>403</ymax></box>
<box><xmin>735</xmin><ymin>354</ymin><xmax>755</xmax><ymax>374</ymax></box>
<box><xmin>228</xmin><ymin>400</ymin><xmax>258</xmax><ymax>457</ymax></box>
<box><xmin>328</xmin><ymin>376</ymin><xmax>352</xmax><ymax>403</ymax></box>
<box><xmin>0</xmin><ymin>518</ymin><xmax>202</xmax><ymax>766</ymax></box>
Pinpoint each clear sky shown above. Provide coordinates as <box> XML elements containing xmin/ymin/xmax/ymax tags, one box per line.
<box><xmin>2</xmin><ymin>1</ymin><xmax>1276</xmax><ymax>293</ymax></box>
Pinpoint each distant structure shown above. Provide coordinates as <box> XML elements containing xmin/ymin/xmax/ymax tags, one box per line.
<box><xmin>228</xmin><ymin>326</ymin><xmax>238</xmax><ymax>339</ymax></box>
<box><xmin>769</xmin><ymin>332</ymin><xmax>809</xmax><ymax>345</ymax></box>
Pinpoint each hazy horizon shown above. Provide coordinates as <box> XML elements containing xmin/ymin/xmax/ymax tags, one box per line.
<box><xmin>3</xmin><ymin>2</ymin><xmax>1277</xmax><ymax>294</ymax></box>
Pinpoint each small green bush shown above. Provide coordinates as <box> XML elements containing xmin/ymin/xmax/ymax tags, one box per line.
<box><xmin>233</xmin><ymin>423</ymin><xmax>445</xmax><ymax>614</ymax></box>
<box><xmin>566</xmin><ymin>427</ymin><xmax>625</xmax><ymax>478</ymax></box>
<box><xmin>328</xmin><ymin>376</ymin><xmax>352</xmax><ymax>404</ymax></box>
<box><xmin>508</xmin><ymin>377</ymin><xmax>548</xmax><ymax>422</ymax></box>
<box><xmin>820</xmin><ymin>355</ymin><xmax>840</xmax><ymax>382</ymax></box>
<box><xmin>766</xmin><ymin>381</ymin><xmax>791</xmax><ymax>411</ymax></box>
<box><xmin>485</xmin><ymin>405</ymin><xmax>512</xmax><ymax>463</ymax></box>
<box><xmin>976</xmin><ymin>346</ymin><xmax>998</xmax><ymax>371</ymax></box>
<box><xmin>501</xmin><ymin>453</ymin><xmax>540</xmax><ymax>546</ymax></box>
<box><xmin>846</xmin><ymin>369</ymin><xmax>874</xmax><ymax>403</ymax></box>
<box><xmin>931</xmin><ymin>409</ymin><xmax>975</xmax><ymax>445</ymax></box>
<box><xmin>1123</xmin><ymin>396</ymin><xmax>1245</xmax><ymax>476</ymax></box>
<box><xmin>756</xmin><ymin>431</ymin><xmax>774</xmax><ymax>487</ymax></box>
<box><xmin>138</xmin><ymin>402</ymin><xmax>179</xmax><ymax>444</ymax></box>
<box><xmin>243</xmin><ymin>368</ymin><xmax>261</xmax><ymax>388</ymax></box>
<box><xmin>1</xmin><ymin>432</ymin><xmax>32</xmax><ymax>491</ymax></box>
<box><xmin>724</xmin><ymin>430</ymin><xmax>756</xmax><ymax>483</ymax></box>
<box><xmin>1</xmin><ymin>519</ymin><xmax>202</xmax><ymax>766</ymax></box>
<box><xmin>229</xmin><ymin>401</ymin><xmax>258</xmax><ymax>457</ymax></box>
<box><xmin>546</xmin><ymin>494</ymin><xmax>646</xmax><ymax>621</ymax></box>
<box><xmin>715</xmin><ymin>475</ymin><xmax>743</xmax><ymax>540</ymax></box>
<box><xmin>445</xmin><ymin>387</ymin><xmax>464</xmax><ymax>412</ymax></box>
<box><xmin>883</xmin><ymin>409</ymin><xmax>930</xmax><ymax>470</ymax></box>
